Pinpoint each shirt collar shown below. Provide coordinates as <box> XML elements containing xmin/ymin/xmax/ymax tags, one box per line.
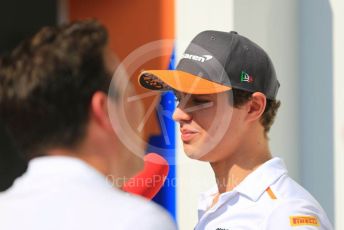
<box><xmin>234</xmin><ymin>157</ymin><xmax>288</xmax><ymax>201</ymax></box>
<box><xmin>199</xmin><ymin>157</ymin><xmax>288</xmax><ymax>204</ymax></box>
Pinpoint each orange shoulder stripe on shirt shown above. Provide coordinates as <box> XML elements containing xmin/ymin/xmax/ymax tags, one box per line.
<box><xmin>266</xmin><ymin>187</ymin><xmax>277</xmax><ymax>200</ymax></box>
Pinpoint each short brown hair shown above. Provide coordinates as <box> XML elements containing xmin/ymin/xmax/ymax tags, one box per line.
<box><xmin>0</xmin><ymin>20</ymin><xmax>112</xmax><ymax>159</ymax></box>
<box><xmin>230</xmin><ymin>89</ymin><xmax>281</xmax><ymax>136</ymax></box>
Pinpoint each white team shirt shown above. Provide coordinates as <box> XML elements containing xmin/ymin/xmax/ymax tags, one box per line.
<box><xmin>196</xmin><ymin>157</ymin><xmax>333</xmax><ymax>230</ymax></box>
<box><xmin>0</xmin><ymin>156</ymin><xmax>177</xmax><ymax>230</ymax></box>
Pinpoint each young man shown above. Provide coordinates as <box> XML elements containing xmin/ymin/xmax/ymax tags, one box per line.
<box><xmin>138</xmin><ymin>31</ymin><xmax>333</xmax><ymax>229</ymax></box>
<box><xmin>0</xmin><ymin>20</ymin><xmax>176</xmax><ymax>230</ymax></box>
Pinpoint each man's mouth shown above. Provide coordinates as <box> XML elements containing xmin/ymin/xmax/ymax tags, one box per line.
<box><xmin>180</xmin><ymin>128</ymin><xmax>199</xmax><ymax>142</ymax></box>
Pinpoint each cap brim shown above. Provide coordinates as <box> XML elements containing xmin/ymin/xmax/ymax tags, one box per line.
<box><xmin>138</xmin><ymin>70</ymin><xmax>231</xmax><ymax>94</ymax></box>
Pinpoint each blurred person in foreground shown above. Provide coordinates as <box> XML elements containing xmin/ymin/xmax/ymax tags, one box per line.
<box><xmin>138</xmin><ymin>30</ymin><xmax>333</xmax><ymax>229</ymax></box>
<box><xmin>0</xmin><ymin>19</ymin><xmax>176</xmax><ymax>230</ymax></box>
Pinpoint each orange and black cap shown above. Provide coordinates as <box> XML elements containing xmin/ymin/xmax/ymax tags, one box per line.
<box><xmin>138</xmin><ymin>31</ymin><xmax>280</xmax><ymax>99</ymax></box>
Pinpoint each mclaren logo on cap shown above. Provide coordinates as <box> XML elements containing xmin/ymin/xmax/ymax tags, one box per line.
<box><xmin>182</xmin><ymin>53</ymin><xmax>213</xmax><ymax>62</ymax></box>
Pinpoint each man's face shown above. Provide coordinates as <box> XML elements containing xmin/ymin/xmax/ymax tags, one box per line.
<box><xmin>172</xmin><ymin>91</ymin><xmax>247</xmax><ymax>162</ymax></box>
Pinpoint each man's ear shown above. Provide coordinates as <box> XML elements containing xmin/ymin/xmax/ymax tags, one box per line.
<box><xmin>245</xmin><ymin>92</ymin><xmax>267</xmax><ymax>122</ymax></box>
<box><xmin>90</xmin><ymin>91</ymin><xmax>113</xmax><ymax>132</ymax></box>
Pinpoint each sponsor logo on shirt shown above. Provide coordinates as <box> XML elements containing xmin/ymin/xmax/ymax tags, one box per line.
<box><xmin>289</xmin><ymin>215</ymin><xmax>320</xmax><ymax>227</ymax></box>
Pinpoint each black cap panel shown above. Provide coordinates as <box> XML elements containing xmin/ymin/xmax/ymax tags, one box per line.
<box><xmin>176</xmin><ymin>44</ymin><xmax>231</xmax><ymax>86</ymax></box>
<box><xmin>225</xmin><ymin>34</ymin><xmax>278</xmax><ymax>98</ymax></box>
<box><xmin>142</xmin><ymin>30</ymin><xmax>280</xmax><ymax>99</ymax></box>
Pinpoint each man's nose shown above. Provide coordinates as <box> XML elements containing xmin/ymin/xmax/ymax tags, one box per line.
<box><xmin>172</xmin><ymin>106</ymin><xmax>192</xmax><ymax>122</ymax></box>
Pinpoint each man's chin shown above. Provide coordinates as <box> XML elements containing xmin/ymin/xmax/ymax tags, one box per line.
<box><xmin>183</xmin><ymin>145</ymin><xmax>209</xmax><ymax>161</ymax></box>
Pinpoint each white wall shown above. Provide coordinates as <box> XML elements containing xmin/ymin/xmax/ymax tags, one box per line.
<box><xmin>330</xmin><ymin>0</ymin><xmax>344</xmax><ymax>228</ymax></box>
<box><xmin>299</xmin><ymin>0</ymin><xmax>334</xmax><ymax>223</ymax></box>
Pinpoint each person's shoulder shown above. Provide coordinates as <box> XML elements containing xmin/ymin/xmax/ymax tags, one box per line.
<box><xmin>95</xmin><ymin>190</ymin><xmax>177</xmax><ymax>230</ymax></box>
<box><xmin>260</xmin><ymin>198</ymin><xmax>333</xmax><ymax>230</ymax></box>
<box><xmin>262</xmin><ymin>175</ymin><xmax>333</xmax><ymax>230</ymax></box>
<box><xmin>271</xmin><ymin>174</ymin><xmax>323</xmax><ymax>207</ymax></box>
<box><xmin>124</xmin><ymin>195</ymin><xmax>177</xmax><ymax>230</ymax></box>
